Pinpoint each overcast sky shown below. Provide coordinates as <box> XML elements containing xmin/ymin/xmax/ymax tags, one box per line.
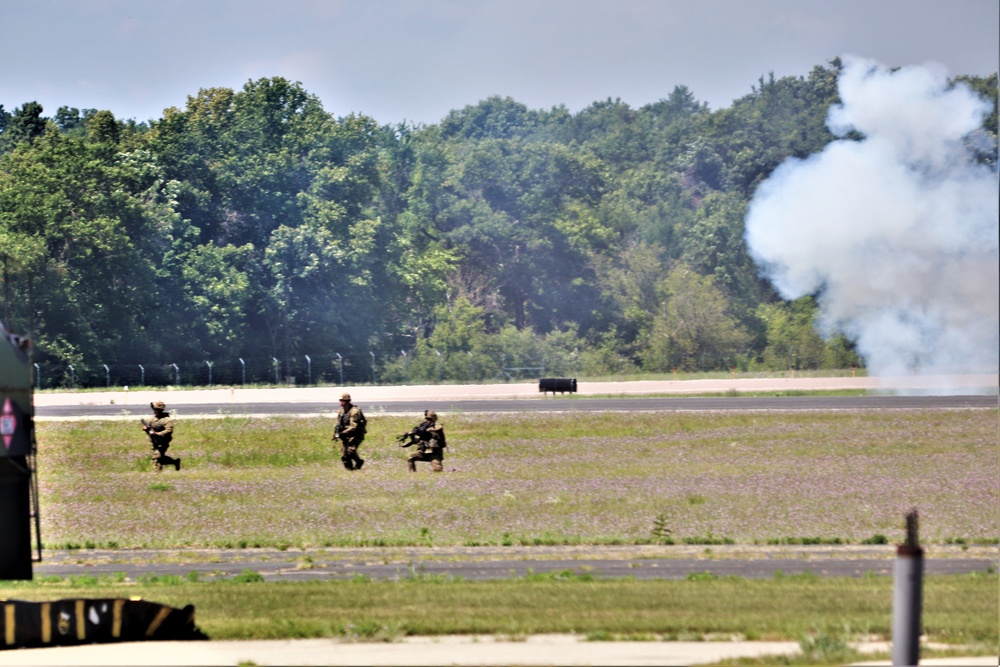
<box><xmin>3</xmin><ymin>0</ymin><xmax>997</xmax><ymax>126</ymax></box>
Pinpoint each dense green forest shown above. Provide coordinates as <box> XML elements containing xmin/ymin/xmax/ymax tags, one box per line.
<box><xmin>1</xmin><ymin>60</ymin><xmax>996</xmax><ymax>388</ymax></box>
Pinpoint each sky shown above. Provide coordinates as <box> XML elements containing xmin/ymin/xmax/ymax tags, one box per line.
<box><xmin>2</xmin><ymin>0</ymin><xmax>998</xmax><ymax>126</ymax></box>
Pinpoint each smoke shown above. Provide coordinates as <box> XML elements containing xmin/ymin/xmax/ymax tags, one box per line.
<box><xmin>744</xmin><ymin>56</ymin><xmax>999</xmax><ymax>389</ymax></box>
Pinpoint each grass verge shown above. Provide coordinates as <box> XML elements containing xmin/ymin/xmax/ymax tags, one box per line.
<box><xmin>35</xmin><ymin>409</ymin><xmax>999</xmax><ymax>548</ymax></box>
<box><xmin>0</xmin><ymin>572</ymin><xmax>995</xmax><ymax>646</ymax></box>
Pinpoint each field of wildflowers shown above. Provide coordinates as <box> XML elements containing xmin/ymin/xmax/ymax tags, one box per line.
<box><xmin>36</xmin><ymin>408</ymin><xmax>998</xmax><ymax>548</ymax></box>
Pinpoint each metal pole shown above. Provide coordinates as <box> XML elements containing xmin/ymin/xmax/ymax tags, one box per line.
<box><xmin>305</xmin><ymin>355</ymin><xmax>311</xmax><ymax>385</ymax></box>
<box><xmin>103</xmin><ymin>364</ymin><xmax>110</xmax><ymax>387</ymax></box>
<box><xmin>336</xmin><ymin>353</ymin><xmax>343</xmax><ymax>386</ymax></box>
<box><xmin>206</xmin><ymin>361</ymin><xmax>213</xmax><ymax>386</ymax></box>
<box><xmin>892</xmin><ymin>509</ymin><xmax>923</xmax><ymax>666</ymax></box>
<box><xmin>369</xmin><ymin>351</ymin><xmax>375</xmax><ymax>384</ymax></box>
<box><xmin>138</xmin><ymin>364</ymin><xmax>144</xmax><ymax>386</ymax></box>
<box><xmin>272</xmin><ymin>358</ymin><xmax>279</xmax><ymax>385</ymax></box>
<box><xmin>239</xmin><ymin>358</ymin><xmax>245</xmax><ymax>387</ymax></box>
<box><xmin>68</xmin><ymin>365</ymin><xmax>75</xmax><ymax>388</ymax></box>
<box><xmin>171</xmin><ymin>363</ymin><xmax>179</xmax><ymax>385</ymax></box>
<box><xmin>33</xmin><ymin>363</ymin><xmax>40</xmax><ymax>390</ymax></box>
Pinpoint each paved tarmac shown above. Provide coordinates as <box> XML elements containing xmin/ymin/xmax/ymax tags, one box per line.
<box><xmin>2</xmin><ymin>635</ymin><xmax>995</xmax><ymax>666</ymax></box>
<box><xmin>31</xmin><ymin>372</ymin><xmax>1000</xmax><ymax>412</ymax></box>
<box><xmin>31</xmin><ymin>544</ymin><xmax>999</xmax><ymax>582</ymax></box>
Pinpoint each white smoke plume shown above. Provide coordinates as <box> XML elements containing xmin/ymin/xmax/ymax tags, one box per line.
<box><xmin>744</xmin><ymin>56</ymin><xmax>999</xmax><ymax>391</ymax></box>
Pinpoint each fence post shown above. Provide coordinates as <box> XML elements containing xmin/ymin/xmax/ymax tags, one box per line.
<box><xmin>892</xmin><ymin>509</ymin><xmax>923</xmax><ymax>666</ymax></box>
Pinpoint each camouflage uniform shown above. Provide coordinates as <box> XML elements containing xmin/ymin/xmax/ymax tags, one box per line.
<box><xmin>334</xmin><ymin>393</ymin><xmax>366</xmax><ymax>470</ymax></box>
<box><xmin>400</xmin><ymin>410</ymin><xmax>446</xmax><ymax>472</ymax></box>
<box><xmin>142</xmin><ymin>401</ymin><xmax>180</xmax><ymax>472</ymax></box>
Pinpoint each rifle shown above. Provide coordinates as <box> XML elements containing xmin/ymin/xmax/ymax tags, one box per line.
<box><xmin>397</xmin><ymin>419</ymin><xmax>433</xmax><ymax>447</ymax></box>
<box><xmin>397</xmin><ymin>432</ymin><xmax>419</xmax><ymax>447</ymax></box>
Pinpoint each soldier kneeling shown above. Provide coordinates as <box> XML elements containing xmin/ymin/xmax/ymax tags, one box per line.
<box><xmin>397</xmin><ymin>410</ymin><xmax>446</xmax><ymax>472</ymax></box>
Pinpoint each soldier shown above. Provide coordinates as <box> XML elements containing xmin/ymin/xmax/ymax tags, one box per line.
<box><xmin>333</xmin><ymin>392</ymin><xmax>366</xmax><ymax>470</ymax></box>
<box><xmin>142</xmin><ymin>401</ymin><xmax>180</xmax><ymax>472</ymax></box>
<box><xmin>397</xmin><ymin>410</ymin><xmax>446</xmax><ymax>472</ymax></box>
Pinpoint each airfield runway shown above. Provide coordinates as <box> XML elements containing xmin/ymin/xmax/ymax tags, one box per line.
<box><xmin>29</xmin><ymin>373</ymin><xmax>999</xmax><ymax>585</ymax></box>
<box><xmin>16</xmin><ymin>375</ymin><xmax>998</xmax><ymax>665</ymax></box>
<box><xmin>31</xmin><ymin>373</ymin><xmax>1000</xmax><ymax>418</ymax></box>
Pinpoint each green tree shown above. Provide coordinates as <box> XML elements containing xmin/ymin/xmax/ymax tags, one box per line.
<box><xmin>439</xmin><ymin>96</ymin><xmax>542</xmax><ymax>141</ymax></box>
<box><xmin>679</xmin><ymin>190</ymin><xmax>771</xmax><ymax>339</ymax></box>
<box><xmin>757</xmin><ymin>297</ymin><xmax>844</xmax><ymax>370</ymax></box>
<box><xmin>179</xmin><ymin>242</ymin><xmax>255</xmax><ymax>356</ymax></box>
<box><xmin>591</xmin><ymin>239</ymin><xmax>664</xmax><ymax>356</ymax></box>
<box><xmin>953</xmin><ymin>73</ymin><xmax>998</xmax><ymax>166</ymax></box>
<box><xmin>642</xmin><ymin>265</ymin><xmax>751</xmax><ymax>371</ymax></box>
<box><xmin>0</xmin><ymin>102</ymin><xmax>49</xmax><ymax>152</ymax></box>
<box><xmin>146</xmin><ymin>78</ymin><xmax>401</xmax><ymax>361</ymax></box>
<box><xmin>702</xmin><ymin>62</ymin><xmax>840</xmax><ymax>196</ymax></box>
<box><xmin>0</xmin><ymin>126</ymin><xmax>173</xmax><ymax>370</ymax></box>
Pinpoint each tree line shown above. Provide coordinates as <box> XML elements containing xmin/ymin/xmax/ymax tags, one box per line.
<box><xmin>1</xmin><ymin>60</ymin><xmax>995</xmax><ymax>387</ymax></box>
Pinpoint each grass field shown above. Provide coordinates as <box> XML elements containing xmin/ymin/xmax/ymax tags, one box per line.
<box><xmin>36</xmin><ymin>409</ymin><xmax>999</xmax><ymax>548</ymax></box>
<box><xmin>0</xmin><ymin>572</ymin><xmax>996</xmax><ymax>648</ymax></box>
<box><xmin>9</xmin><ymin>407</ymin><xmax>998</xmax><ymax>656</ymax></box>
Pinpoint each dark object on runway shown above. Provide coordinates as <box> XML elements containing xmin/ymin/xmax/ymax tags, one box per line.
<box><xmin>0</xmin><ymin>598</ymin><xmax>208</xmax><ymax>649</ymax></box>
<box><xmin>539</xmin><ymin>378</ymin><xmax>577</xmax><ymax>394</ymax></box>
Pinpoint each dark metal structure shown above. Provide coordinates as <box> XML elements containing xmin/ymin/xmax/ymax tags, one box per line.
<box><xmin>0</xmin><ymin>598</ymin><xmax>207</xmax><ymax>648</ymax></box>
<box><xmin>0</xmin><ymin>322</ymin><xmax>41</xmax><ymax>580</ymax></box>
<box><xmin>539</xmin><ymin>377</ymin><xmax>577</xmax><ymax>394</ymax></box>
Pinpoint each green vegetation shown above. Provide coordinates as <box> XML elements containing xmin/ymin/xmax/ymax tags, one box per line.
<box><xmin>5</xmin><ymin>64</ymin><xmax>994</xmax><ymax>388</ymax></box>
<box><xmin>0</xmin><ymin>573</ymin><xmax>994</xmax><ymax>646</ymax></box>
<box><xmin>36</xmin><ymin>409</ymin><xmax>998</xmax><ymax>548</ymax></box>
<box><xmin>15</xmin><ymin>407</ymin><xmax>998</xmax><ymax>651</ymax></box>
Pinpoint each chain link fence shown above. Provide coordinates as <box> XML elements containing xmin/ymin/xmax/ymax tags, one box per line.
<box><xmin>31</xmin><ymin>350</ymin><xmax>553</xmax><ymax>390</ymax></box>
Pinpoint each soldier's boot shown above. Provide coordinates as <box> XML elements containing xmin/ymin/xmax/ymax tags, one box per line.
<box><xmin>152</xmin><ymin>453</ymin><xmax>163</xmax><ymax>472</ymax></box>
<box><xmin>174</xmin><ymin>458</ymin><xmax>181</xmax><ymax>471</ymax></box>
<box><xmin>341</xmin><ymin>456</ymin><xmax>354</xmax><ymax>470</ymax></box>
<box><xmin>356</xmin><ymin>458</ymin><xmax>364</xmax><ymax>470</ymax></box>
<box><xmin>431</xmin><ymin>459</ymin><xmax>443</xmax><ymax>472</ymax></box>
<box><xmin>407</xmin><ymin>460</ymin><xmax>417</xmax><ymax>472</ymax></box>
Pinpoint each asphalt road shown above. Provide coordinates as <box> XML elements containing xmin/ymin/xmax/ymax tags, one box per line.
<box><xmin>32</xmin><ymin>544</ymin><xmax>998</xmax><ymax>582</ymax></box>
<box><xmin>33</xmin><ymin>393</ymin><xmax>1000</xmax><ymax>418</ymax></box>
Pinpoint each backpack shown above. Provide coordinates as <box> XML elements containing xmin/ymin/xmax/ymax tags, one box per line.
<box><xmin>353</xmin><ymin>408</ymin><xmax>367</xmax><ymax>436</ymax></box>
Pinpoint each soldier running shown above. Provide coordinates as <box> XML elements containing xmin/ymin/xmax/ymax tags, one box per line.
<box><xmin>333</xmin><ymin>393</ymin><xmax>366</xmax><ymax>470</ymax></box>
<box><xmin>142</xmin><ymin>401</ymin><xmax>180</xmax><ymax>472</ymax></box>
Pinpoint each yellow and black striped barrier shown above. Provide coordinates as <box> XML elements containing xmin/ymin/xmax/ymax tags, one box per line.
<box><xmin>0</xmin><ymin>597</ymin><xmax>207</xmax><ymax>648</ymax></box>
